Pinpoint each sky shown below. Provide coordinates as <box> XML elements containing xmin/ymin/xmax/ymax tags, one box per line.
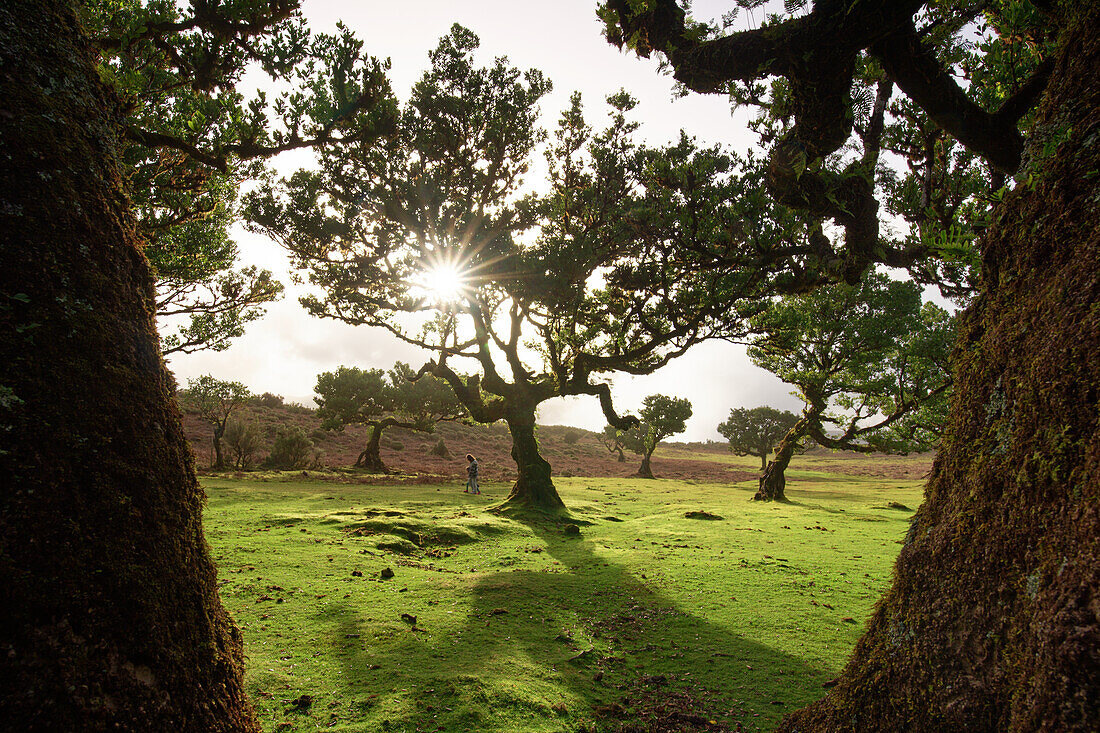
<box><xmin>163</xmin><ymin>0</ymin><xmax>805</xmax><ymax>442</ymax></box>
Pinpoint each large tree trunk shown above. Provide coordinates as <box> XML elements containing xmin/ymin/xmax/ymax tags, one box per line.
<box><xmin>354</xmin><ymin>421</ymin><xmax>388</xmax><ymax>472</ymax></box>
<box><xmin>780</xmin><ymin>7</ymin><xmax>1100</xmax><ymax>730</ymax></box>
<box><xmin>636</xmin><ymin>452</ymin><xmax>655</xmax><ymax>479</ymax></box>
<box><xmin>500</xmin><ymin>413</ymin><xmax>565</xmax><ymax>511</ymax></box>
<box><xmin>0</xmin><ymin>2</ymin><xmax>259</xmax><ymax>729</ymax></box>
<box><xmin>755</xmin><ymin>417</ymin><xmax>809</xmax><ymax>501</ymax></box>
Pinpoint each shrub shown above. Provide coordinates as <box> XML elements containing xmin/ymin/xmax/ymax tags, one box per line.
<box><xmin>429</xmin><ymin>438</ymin><xmax>451</xmax><ymax>459</ymax></box>
<box><xmin>254</xmin><ymin>392</ymin><xmax>284</xmax><ymax>408</ymax></box>
<box><xmin>562</xmin><ymin>429</ymin><xmax>583</xmax><ymax>445</ymax></box>
<box><xmin>387</xmin><ymin>440</ymin><xmax>404</xmax><ymax>451</ymax></box>
<box><xmin>223</xmin><ymin>419</ymin><xmax>262</xmax><ymax>469</ymax></box>
<box><xmin>310</xmin><ymin>429</ymin><xmax>328</xmax><ymax>443</ymax></box>
<box><xmin>266</xmin><ymin>426</ymin><xmax>314</xmax><ymax>470</ymax></box>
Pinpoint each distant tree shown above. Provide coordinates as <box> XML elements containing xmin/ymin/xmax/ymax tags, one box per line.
<box><xmin>598</xmin><ymin>425</ymin><xmax>627</xmax><ymax>462</ymax></box>
<box><xmin>266</xmin><ymin>426</ymin><xmax>314</xmax><ymax>470</ymax></box>
<box><xmin>623</xmin><ymin>394</ymin><xmax>693</xmax><ymax>478</ymax></box>
<box><xmin>718</xmin><ymin>407</ymin><xmax>801</xmax><ymax>470</ymax></box>
<box><xmin>75</xmin><ymin>0</ymin><xmax>396</xmax><ymax>355</ymax></box>
<box><xmin>748</xmin><ymin>273</ymin><xmax>954</xmax><ymax>501</ymax></box>
<box><xmin>181</xmin><ymin>375</ymin><xmax>251</xmax><ymax>470</ymax></box>
<box><xmin>223</xmin><ymin>419</ymin><xmax>262</xmax><ymax>470</ymax></box>
<box><xmin>314</xmin><ymin>363</ymin><xmax>465</xmax><ymax>471</ymax></box>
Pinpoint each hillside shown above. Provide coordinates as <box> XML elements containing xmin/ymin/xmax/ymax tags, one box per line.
<box><xmin>180</xmin><ymin>401</ymin><xmax>931</xmax><ymax>484</ymax></box>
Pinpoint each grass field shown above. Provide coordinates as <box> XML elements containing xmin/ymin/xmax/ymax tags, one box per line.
<box><xmin>203</xmin><ymin>457</ymin><xmax>924</xmax><ymax>732</ymax></box>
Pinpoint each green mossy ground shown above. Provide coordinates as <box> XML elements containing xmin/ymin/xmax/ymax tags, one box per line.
<box><xmin>203</xmin><ymin>457</ymin><xmax>922</xmax><ymax>732</ymax></box>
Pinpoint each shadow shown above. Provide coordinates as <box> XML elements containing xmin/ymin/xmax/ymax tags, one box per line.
<box><xmin>303</xmin><ymin>512</ymin><xmax>828</xmax><ymax>732</ymax></box>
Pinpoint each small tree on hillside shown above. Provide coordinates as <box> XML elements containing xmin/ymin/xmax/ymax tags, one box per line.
<box><xmin>748</xmin><ymin>273</ymin><xmax>955</xmax><ymax>501</ymax></box>
<box><xmin>315</xmin><ymin>363</ymin><xmax>466</xmax><ymax>472</ymax></box>
<box><xmin>181</xmin><ymin>375</ymin><xmax>251</xmax><ymax>469</ymax></box>
<box><xmin>622</xmin><ymin>394</ymin><xmax>693</xmax><ymax>479</ymax></box>
<box><xmin>598</xmin><ymin>424</ymin><xmax>628</xmax><ymax>462</ymax></box>
<box><xmin>718</xmin><ymin>406</ymin><xmax>801</xmax><ymax>470</ymax></box>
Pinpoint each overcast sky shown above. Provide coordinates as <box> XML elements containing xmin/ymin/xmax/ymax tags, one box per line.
<box><xmin>163</xmin><ymin>0</ymin><xmax>806</xmax><ymax>441</ymax></box>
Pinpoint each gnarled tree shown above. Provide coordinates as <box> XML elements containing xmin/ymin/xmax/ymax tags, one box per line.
<box><xmin>248</xmin><ymin>26</ymin><xmax>762</xmax><ymax>512</ymax></box>
<box><xmin>620</xmin><ymin>394</ymin><xmax>693</xmax><ymax>478</ymax></box>
<box><xmin>748</xmin><ymin>272</ymin><xmax>954</xmax><ymax>501</ymax></box>
<box><xmin>315</xmin><ymin>363</ymin><xmax>466</xmax><ymax>471</ymax></box>
<box><xmin>718</xmin><ymin>406</ymin><xmax>801</xmax><ymax>470</ymax></box>
<box><xmin>604</xmin><ymin>0</ymin><xmax>1098</xmax><ymax>727</ymax></box>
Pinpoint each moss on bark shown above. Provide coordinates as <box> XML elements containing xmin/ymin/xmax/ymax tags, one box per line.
<box><xmin>779</xmin><ymin>5</ymin><xmax>1100</xmax><ymax>730</ymax></box>
<box><xmin>0</xmin><ymin>1</ymin><xmax>259</xmax><ymax>729</ymax></box>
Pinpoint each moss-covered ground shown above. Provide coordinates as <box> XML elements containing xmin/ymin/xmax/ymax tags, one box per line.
<box><xmin>204</xmin><ymin>458</ymin><xmax>923</xmax><ymax>732</ymax></box>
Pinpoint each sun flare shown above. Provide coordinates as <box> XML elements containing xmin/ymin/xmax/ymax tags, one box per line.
<box><xmin>420</xmin><ymin>263</ymin><xmax>467</xmax><ymax>304</ymax></box>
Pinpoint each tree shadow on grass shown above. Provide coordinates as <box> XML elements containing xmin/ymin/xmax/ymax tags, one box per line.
<box><xmin>308</xmin><ymin>517</ymin><xmax>827</xmax><ymax>732</ymax></box>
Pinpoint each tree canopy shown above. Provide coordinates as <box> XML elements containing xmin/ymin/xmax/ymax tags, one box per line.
<box><xmin>600</xmin><ymin>0</ymin><xmax>1053</xmax><ymax>296</ymax></box>
<box><xmin>76</xmin><ymin>0</ymin><xmax>397</xmax><ymax>354</ymax></box>
<box><xmin>718</xmin><ymin>406</ymin><xmax>801</xmax><ymax>470</ymax></box>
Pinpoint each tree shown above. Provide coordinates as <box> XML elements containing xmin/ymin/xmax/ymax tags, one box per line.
<box><xmin>603</xmin><ymin>1</ymin><xmax>1099</xmax><ymax>727</ymax></box>
<box><xmin>718</xmin><ymin>406</ymin><xmax>801</xmax><ymax>470</ymax></box>
<box><xmin>223</xmin><ymin>419</ymin><xmax>262</xmax><ymax>469</ymax></box>
<box><xmin>0</xmin><ymin>0</ymin><xmax>258</xmax><ymax>726</ymax></box>
<box><xmin>266</xmin><ymin>426</ymin><xmax>315</xmax><ymax>470</ymax></box>
<box><xmin>181</xmin><ymin>375</ymin><xmax>251</xmax><ymax>470</ymax></box>
<box><xmin>598</xmin><ymin>424</ymin><xmax>628</xmax><ymax>462</ymax></box>
<box><xmin>622</xmin><ymin>394</ymin><xmax>693</xmax><ymax>478</ymax></box>
<box><xmin>247</xmin><ymin>26</ymin><xmax>759</xmax><ymax>512</ymax></box>
<box><xmin>747</xmin><ymin>273</ymin><xmax>954</xmax><ymax>501</ymax></box>
<box><xmin>74</xmin><ymin>0</ymin><xmax>397</xmax><ymax>354</ymax></box>
<box><xmin>314</xmin><ymin>363</ymin><xmax>465</xmax><ymax>472</ymax></box>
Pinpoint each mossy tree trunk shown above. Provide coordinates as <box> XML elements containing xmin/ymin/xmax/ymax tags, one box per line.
<box><xmin>780</xmin><ymin>7</ymin><xmax>1100</xmax><ymax>730</ymax></box>
<box><xmin>501</xmin><ymin>410</ymin><xmax>564</xmax><ymax>511</ymax></box>
<box><xmin>0</xmin><ymin>1</ymin><xmax>259</xmax><ymax>729</ymax></box>
<box><xmin>355</xmin><ymin>419</ymin><xmax>391</xmax><ymax>472</ymax></box>
<box><xmin>637</xmin><ymin>452</ymin><xmax>655</xmax><ymax>479</ymax></box>
<box><xmin>754</xmin><ymin>417</ymin><xmax>810</xmax><ymax>502</ymax></box>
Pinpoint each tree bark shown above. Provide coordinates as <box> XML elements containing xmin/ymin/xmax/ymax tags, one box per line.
<box><xmin>500</xmin><ymin>413</ymin><xmax>565</xmax><ymax>511</ymax></box>
<box><xmin>755</xmin><ymin>417</ymin><xmax>809</xmax><ymax>501</ymax></box>
<box><xmin>616</xmin><ymin>447</ymin><xmax>626</xmax><ymax>462</ymax></box>
<box><xmin>637</xmin><ymin>453</ymin><xmax>655</xmax><ymax>479</ymax></box>
<box><xmin>780</xmin><ymin>6</ymin><xmax>1100</xmax><ymax>730</ymax></box>
<box><xmin>0</xmin><ymin>2</ymin><xmax>259</xmax><ymax>729</ymax></box>
<box><xmin>212</xmin><ymin>425</ymin><xmax>226</xmax><ymax>470</ymax></box>
<box><xmin>354</xmin><ymin>421</ymin><xmax>388</xmax><ymax>472</ymax></box>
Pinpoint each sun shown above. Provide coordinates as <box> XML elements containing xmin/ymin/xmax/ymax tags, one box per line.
<box><xmin>418</xmin><ymin>262</ymin><xmax>468</xmax><ymax>304</ymax></box>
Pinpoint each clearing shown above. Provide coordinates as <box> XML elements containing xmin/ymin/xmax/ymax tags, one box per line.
<box><xmin>204</xmin><ymin>455</ymin><xmax>924</xmax><ymax>731</ymax></box>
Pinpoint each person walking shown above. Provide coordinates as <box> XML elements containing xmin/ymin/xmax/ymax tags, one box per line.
<box><xmin>464</xmin><ymin>453</ymin><xmax>480</xmax><ymax>494</ymax></box>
